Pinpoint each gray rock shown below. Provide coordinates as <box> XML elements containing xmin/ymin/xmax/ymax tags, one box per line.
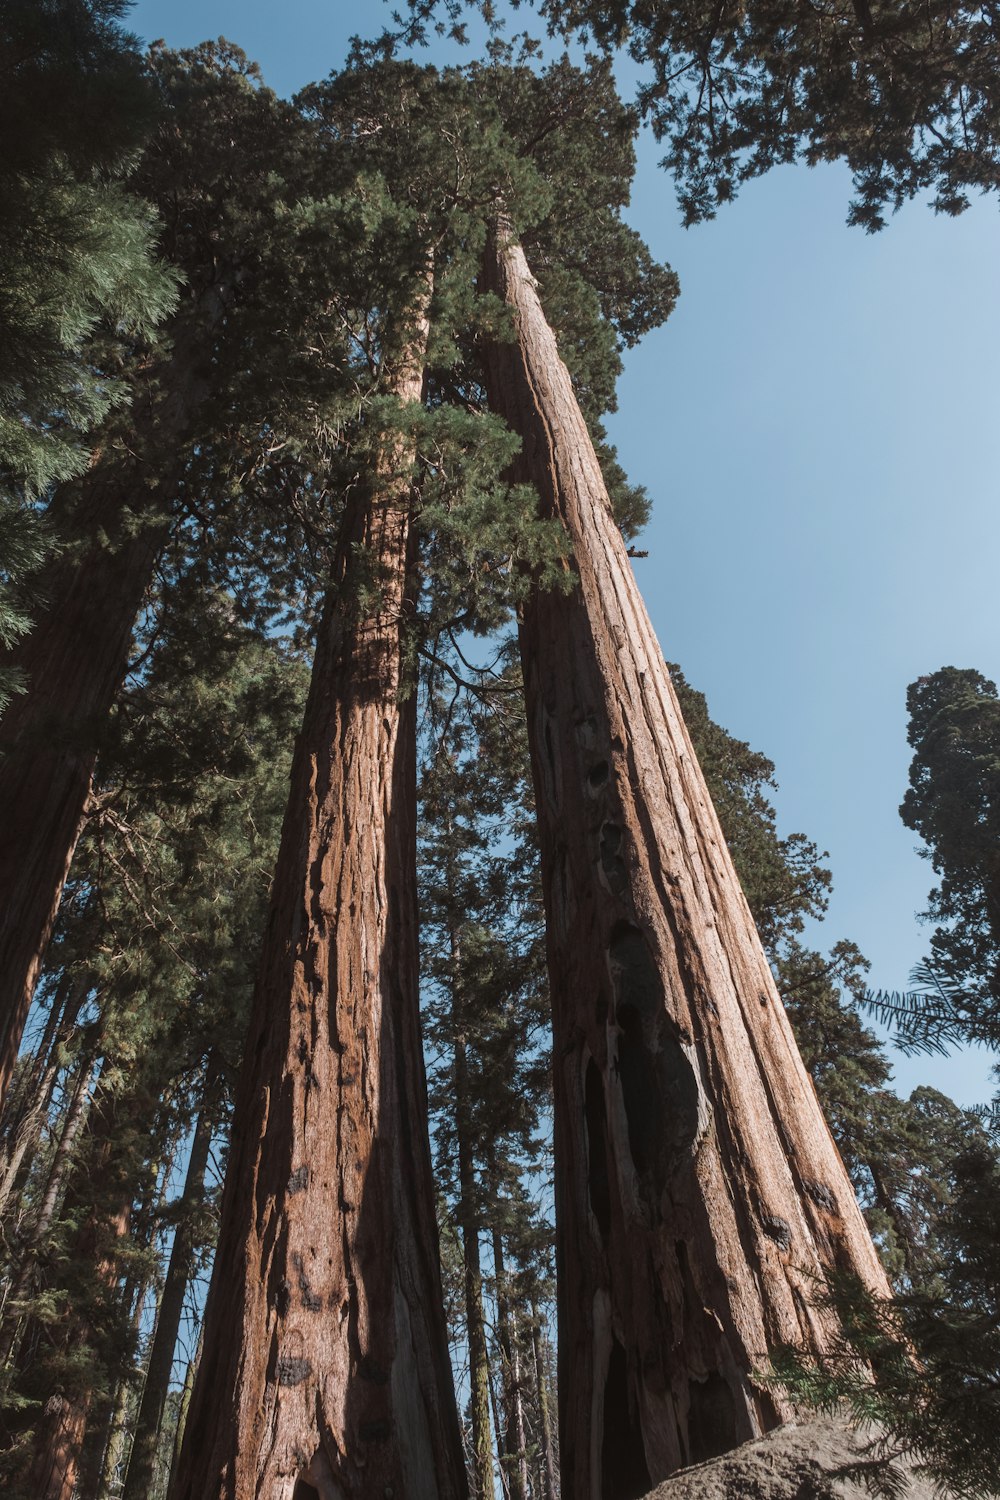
<box><xmin>644</xmin><ymin>1417</ymin><xmax>943</xmax><ymax>1500</ymax></box>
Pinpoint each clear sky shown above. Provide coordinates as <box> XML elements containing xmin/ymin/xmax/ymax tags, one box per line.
<box><xmin>129</xmin><ymin>0</ymin><xmax>1000</xmax><ymax>1104</ymax></box>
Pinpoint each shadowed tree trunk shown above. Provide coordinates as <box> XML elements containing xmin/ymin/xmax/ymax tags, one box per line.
<box><xmin>482</xmin><ymin>221</ymin><xmax>891</xmax><ymax>1498</ymax></box>
<box><xmin>457</xmin><ymin>1070</ymin><xmax>494</xmax><ymax>1500</ymax></box>
<box><xmin>491</xmin><ymin>1230</ymin><xmax>528</xmax><ymax>1500</ymax></box>
<box><xmin>171</xmin><ymin>271</ymin><xmax>466</xmax><ymax>1500</ymax></box>
<box><xmin>0</xmin><ymin>292</ymin><xmax>227</xmax><ymax>1106</ymax></box>
<box><xmin>170</xmin><ymin>1325</ymin><xmax>203</xmax><ymax>1489</ymax></box>
<box><xmin>121</xmin><ymin>1073</ymin><xmax>217</xmax><ymax>1500</ymax></box>
<box><xmin>530</xmin><ymin>1302</ymin><xmax>557</xmax><ymax>1500</ymax></box>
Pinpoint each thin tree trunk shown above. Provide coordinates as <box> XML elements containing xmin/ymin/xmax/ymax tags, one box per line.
<box><xmin>530</xmin><ymin>1302</ymin><xmax>557</xmax><ymax>1500</ymax></box>
<box><xmin>169</xmin><ymin>1325</ymin><xmax>203</xmax><ymax>1491</ymax></box>
<box><xmin>456</xmin><ymin>1037</ymin><xmax>494</xmax><ymax>1500</ymax></box>
<box><xmin>122</xmin><ymin>1078</ymin><xmax>216</xmax><ymax>1500</ymax></box>
<box><xmin>491</xmin><ymin>1230</ymin><xmax>528</xmax><ymax>1500</ymax></box>
<box><xmin>93</xmin><ymin>1279</ymin><xmax>151</xmax><ymax>1500</ymax></box>
<box><xmin>0</xmin><ymin>293</ymin><xmax>227</xmax><ymax>1105</ymax></box>
<box><xmin>482</xmin><ymin>223</ymin><xmax>891</xmax><ymax>1497</ymax></box>
<box><xmin>172</xmin><ymin>270</ymin><xmax>466</xmax><ymax>1500</ymax></box>
<box><xmin>448</xmin><ymin>907</ymin><xmax>495</xmax><ymax>1500</ymax></box>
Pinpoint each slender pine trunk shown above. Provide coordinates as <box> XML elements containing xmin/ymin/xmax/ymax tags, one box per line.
<box><xmin>455</xmin><ymin>1031</ymin><xmax>494</xmax><ymax>1500</ymax></box>
<box><xmin>92</xmin><ymin>1280</ymin><xmax>151</xmax><ymax>1500</ymax></box>
<box><xmin>447</xmin><ymin>899</ymin><xmax>495</xmax><ymax>1500</ymax></box>
<box><xmin>121</xmin><ymin>1081</ymin><xmax>216</xmax><ymax>1500</ymax></box>
<box><xmin>172</xmin><ymin>271</ymin><xmax>466</xmax><ymax>1499</ymax></box>
<box><xmin>168</xmin><ymin>1324</ymin><xmax>203</xmax><ymax>1495</ymax></box>
<box><xmin>530</xmin><ymin>1304</ymin><xmax>557</xmax><ymax>1500</ymax></box>
<box><xmin>482</xmin><ymin>222</ymin><xmax>891</xmax><ymax>1497</ymax></box>
<box><xmin>491</xmin><ymin>1230</ymin><xmax>527</xmax><ymax>1500</ymax></box>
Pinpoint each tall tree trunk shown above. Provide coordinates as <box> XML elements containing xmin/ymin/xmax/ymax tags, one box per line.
<box><xmin>482</xmin><ymin>223</ymin><xmax>891</xmax><ymax>1497</ymax></box>
<box><xmin>172</xmin><ymin>272</ymin><xmax>466</xmax><ymax>1500</ymax></box>
<box><xmin>529</xmin><ymin>1303</ymin><xmax>557</xmax><ymax>1500</ymax></box>
<box><xmin>92</xmin><ymin>1279</ymin><xmax>150</xmax><ymax>1500</ymax></box>
<box><xmin>456</xmin><ymin>1033</ymin><xmax>494</xmax><ymax>1500</ymax></box>
<box><xmin>491</xmin><ymin>1230</ymin><xmax>528</xmax><ymax>1500</ymax></box>
<box><xmin>448</xmin><ymin>909</ymin><xmax>495</xmax><ymax>1500</ymax></box>
<box><xmin>122</xmin><ymin>1078</ymin><xmax>216</xmax><ymax>1500</ymax></box>
<box><xmin>169</xmin><ymin>1325</ymin><xmax>203</xmax><ymax>1491</ymax></box>
<box><xmin>0</xmin><ymin>294</ymin><xmax>226</xmax><ymax>1105</ymax></box>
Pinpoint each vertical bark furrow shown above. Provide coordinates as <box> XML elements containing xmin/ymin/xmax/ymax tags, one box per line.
<box><xmin>482</xmin><ymin>225</ymin><xmax>889</xmax><ymax>1497</ymax></box>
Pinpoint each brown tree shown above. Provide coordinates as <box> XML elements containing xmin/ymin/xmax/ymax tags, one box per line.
<box><xmin>482</xmin><ymin>221</ymin><xmax>891</xmax><ymax>1497</ymax></box>
<box><xmin>171</xmin><ymin>272</ymin><xmax>466</xmax><ymax>1500</ymax></box>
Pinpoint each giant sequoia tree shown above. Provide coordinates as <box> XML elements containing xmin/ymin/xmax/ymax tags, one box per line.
<box><xmin>171</xmin><ymin>62</ymin><xmax>499</xmax><ymax>1495</ymax></box>
<box><xmin>481</xmin><ymin>214</ymin><xmax>889</xmax><ymax>1493</ymax></box>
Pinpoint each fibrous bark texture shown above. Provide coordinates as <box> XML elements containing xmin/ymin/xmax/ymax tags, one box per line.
<box><xmin>0</xmin><ymin>303</ymin><xmax>220</xmax><ymax>1105</ymax></box>
<box><xmin>172</xmin><ymin>283</ymin><xmax>466</xmax><ymax>1500</ymax></box>
<box><xmin>482</xmin><ymin>225</ymin><xmax>891</xmax><ymax>1500</ymax></box>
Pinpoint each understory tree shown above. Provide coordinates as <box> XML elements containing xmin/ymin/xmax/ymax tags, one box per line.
<box><xmin>0</xmin><ymin>578</ymin><xmax>306</xmax><ymax>1497</ymax></box>
<box><xmin>419</xmin><ymin>667</ymin><xmax>555</xmax><ymax>1499</ymax></box>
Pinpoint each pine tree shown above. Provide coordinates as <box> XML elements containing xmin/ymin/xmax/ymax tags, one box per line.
<box><xmin>0</xmin><ymin>0</ymin><xmax>177</xmax><ymax>714</ymax></box>
<box><xmin>876</xmin><ymin>667</ymin><xmax>1000</xmax><ymax>1054</ymax></box>
<box><xmin>0</xmin><ymin>38</ymin><xmax>381</xmax><ymax>1106</ymax></box>
<box><xmin>0</xmin><ymin>581</ymin><xmax>305</xmax><ymax>1496</ymax></box>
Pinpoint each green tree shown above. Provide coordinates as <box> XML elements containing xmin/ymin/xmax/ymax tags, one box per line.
<box><xmin>875</xmin><ymin>667</ymin><xmax>1000</xmax><ymax>1055</ymax></box>
<box><xmin>0</xmin><ymin>0</ymin><xmax>176</xmax><ymax>712</ymax></box>
<box><xmin>419</xmin><ymin>667</ymin><xmax>551</xmax><ymax>1499</ymax></box>
<box><xmin>0</xmin><ymin>584</ymin><xmax>305</xmax><ymax>1497</ymax></box>
<box><xmin>0</xmin><ymin>36</ymin><xmax>385</xmax><ymax>1105</ymax></box>
<box><xmin>412</xmin><ymin>0</ymin><xmax>1000</xmax><ymax>229</ymax></box>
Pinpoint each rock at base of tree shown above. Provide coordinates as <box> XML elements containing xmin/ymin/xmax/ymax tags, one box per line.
<box><xmin>643</xmin><ymin>1417</ymin><xmax>940</xmax><ymax>1499</ymax></box>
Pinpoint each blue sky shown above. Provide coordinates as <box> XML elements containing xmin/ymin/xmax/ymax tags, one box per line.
<box><xmin>129</xmin><ymin>0</ymin><xmax>1000</xmax><ymax>1104</ymax></box>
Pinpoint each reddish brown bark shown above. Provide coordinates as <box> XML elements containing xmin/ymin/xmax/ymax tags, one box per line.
<box><xmin>172</xmin><ymin>280</ymin><xmax>466</xmax><ymax>1500</ymax></box>
<box><xmin>0</xmin><ymin>302</ymin><xmax>223</xmax><ymax>1106</ymax></box>
<box><xmin>482</xmin><ymin>225</ymin><xmax>891</xmax><ymax>1498</ymax></box>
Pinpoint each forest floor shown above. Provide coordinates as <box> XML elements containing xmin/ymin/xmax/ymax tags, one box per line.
<box><xmin>646</xmin><ymin>1416</ymin><xmax>941</xmax><ymax>1499</ymax></box>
